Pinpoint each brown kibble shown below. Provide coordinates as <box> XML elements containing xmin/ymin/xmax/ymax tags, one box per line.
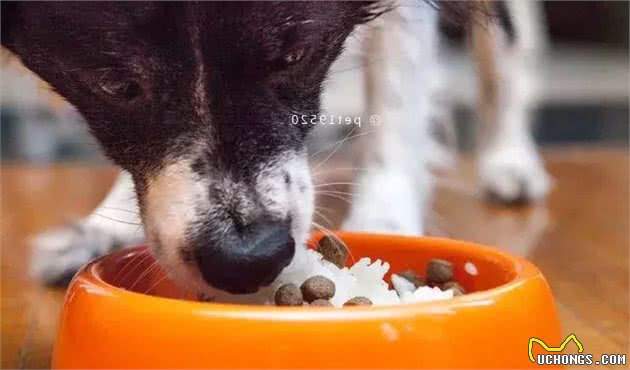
<box><xmin>426</xmin><ymin>259</ymin><xmax>453</xmax><ymax>284</ymax></box>
<box><xmin>343</xmin><ymin>296</ymin><xmax>372</xmax><ymax>306</ymax></box>
<box><xmin>317</xmin><ymin>235</ymin><xmax>349</xmax><ymax>268</ymax></box>
<box><xmin>310</xmin><ymin>299</ymin><xmax>334</xmax><ymax>307</ymax></box>
<box><xmin>275</xmin><ymin>283</ymin><xmax>303</xmax><ymax>306</ymax></box>
<box><xmin>300</xmin><ymin>275</ymin><xmax>336</xmax><ymax>303</ymax></box>
<box><xmin>442</xmin><ymin>281</ymin><xmax>465</xmax><ymax>296</ymax></box>
<box><xmin>398</xmin><ymin>269</ymin><xmax>425</xmax><ymax>288</ymax></box>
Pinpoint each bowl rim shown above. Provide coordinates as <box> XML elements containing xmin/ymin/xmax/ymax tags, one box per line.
<box><xmin>71</xmin><ymin>232</ymin><xmax>543</xmax><ymax>319</ymax></box>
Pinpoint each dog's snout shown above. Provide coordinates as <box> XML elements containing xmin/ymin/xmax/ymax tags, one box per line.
<box><xmin>195</xmin><ymin>221</ymin><xmax>295</xmax><ymax>294</ymax></box>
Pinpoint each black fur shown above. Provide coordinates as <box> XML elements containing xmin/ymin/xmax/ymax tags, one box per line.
<box><xmin>1</xmin><ymin>1</ymin><xmax>380</xmax><ymax>179</ymax></box>
<box><xmin>2</xmin><ymin>1</ymin><xmax>385</xmax><ymax>292</ymax></box>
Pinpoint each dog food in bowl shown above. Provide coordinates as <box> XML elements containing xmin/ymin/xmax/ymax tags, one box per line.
<box><xmin>300</xmin><ymin>275</ymin><xmax>336</xmax><ymax>303</ymax></box>
<box><xmin>274</xmin><ymin>283</ymin><xmax>303</xmax><ymax>306</ymax></box>
<box><xmin>343</xmin><ymin>296</ymin><xmax>372</xmax><ymax>306</ymax></box>
<box><xmin>53</xmin><ymin>232</ymin><xmax>562</xmax><ymax>368</ymax></box>
<box><xmin>204</xmin><ymin>235</ymin><xmax>467</xmax><ymax>308</ymax></box>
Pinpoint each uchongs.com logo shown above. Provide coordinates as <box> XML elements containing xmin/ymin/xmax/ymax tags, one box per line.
<box><xmin>528</xmin><ymin>334</ymin><xmax>627</xmax><ymax>366</ymax></box>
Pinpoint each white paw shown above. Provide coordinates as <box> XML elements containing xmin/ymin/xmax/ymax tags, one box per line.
<box><xmin>480</xmin><ymin>145</ymin><xmax>551</xmax><ymax>204</ymax></box>
<box><xmin>29</xmin><ymin>222</ymin><xmax>138</xmax><ymax>285</ymax></box>
<box><xmin>341</xmin><ymin>170</ymin><xmax>424</xmax><ymax>236</ymax></box>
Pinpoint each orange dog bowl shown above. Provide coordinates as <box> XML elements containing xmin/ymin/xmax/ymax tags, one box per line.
<box><xmin>52</xmin><ymin>233</ymin><xmax>561</xmax><ymax>368</ymax></box>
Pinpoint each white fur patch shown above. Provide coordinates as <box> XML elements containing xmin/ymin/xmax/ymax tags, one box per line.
<box><xmin>255</xmin><ymin>151</ymin><xmax>313</xmax><ymax>249</ymax></box>
<box><xmin>145</xmin><ymin>161</ymin><xmax>207</xmax><ymax>252</ymax></box>
<box><xmin>143</xmin><ymin>160</ymin><xmax>209</xmax><ymax>291</ymax></box>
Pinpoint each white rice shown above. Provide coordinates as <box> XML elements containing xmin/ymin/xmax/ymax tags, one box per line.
<box><xmin>210</xmin><ymin>246</ymin><xmax>455</xmax><ymax>307</ymax></box>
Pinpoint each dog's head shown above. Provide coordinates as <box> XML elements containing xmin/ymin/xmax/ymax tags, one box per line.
<box><xmin>2</xmin><ymin>1</ymin><xmax>386</xmax><ymax>294</ymax></box>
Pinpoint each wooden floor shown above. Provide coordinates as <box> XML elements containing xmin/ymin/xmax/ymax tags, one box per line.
<box><xmin>2</xmin><ymin>147</ymin><xmax>628</xmax><ymax>368</ymax></box>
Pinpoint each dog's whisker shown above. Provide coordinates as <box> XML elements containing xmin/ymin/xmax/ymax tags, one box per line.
<box><xmin>316</xmin><ymin>192</ymin><xmax>353</xmax><ymax>205</ymax></box>
<box><xmin>101</xmin><ymin>206</ymin><xmax>140</xmax><ymax>216</ymax></box>
<box><xmin>315</xmin><ymin>205</ymin><xmax>334</xmax><ymax>213</ymax></box>
<box><xmin>309</xmin><ymin>125</ymin><xmax>358</xmax><ymax>160</ymax></box>
<box><xmin>328</xmin><ymin>58</ymin><xmax>384</xmax><ymax>76</ymax></box>
<box><xmin>115</xmin><ymin>251</ymin><xmax>153</xmax><ymax>286</ymax></box>
<box><xmin>313</xmin><ymin>209</ymin><xmax>335</xmax><ymax>229</ymax></box>
<box><xmin>312</xmin><ymin>167</ymin><xmax>371</xmax><ymax>177</ymax></box>
<box><xmin>92</xmin><ymin>213</ymin><xmax>143</xmax><ymax>226</ymax></box>
<box><xmin>315</xmin><ymin>189</ymin><xmax>356</xmax><ymax>198</ymax></box>
<box><xmin>143</xmin><ymin>272</ymin><xmax>169</xmax><ymax>295</ymax></box>
<box><xmin>98</xmin><ymin>205</ymin><xmax>145</xmax><ymax>236</ymax></box>
<box><xmin>111</xmin><ymin>248</ymin><xmax>150</xmax><ymax>285</ymax></box>
<box><xmin>128</xmin><ymin>261</ymin><xmax>160</xmax><ymax>291</ymax></box>
<box><xmin>310</xmin><ymin>129</ymin><xmax>375</xmax><ymax>169</ymax></box>
<box><xmin>314</xmin><ymin>182</ymin><xmax>359</xmax><ymax>188</ymax></box>
<box><xmin>316</xmin><ymin>189</ymin><xmax>356</xmax><ymax>198</ymax></box>
<box><xmin>311</xmin><ymin>130</ymin><xmax>376</xmax><ymax>171</ymax></box>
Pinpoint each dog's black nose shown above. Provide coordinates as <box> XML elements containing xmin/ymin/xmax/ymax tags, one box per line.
<box><xmin>195</xmin><ymin>221</ymin><xmax>295</xmax><ymax>294</ymax></box>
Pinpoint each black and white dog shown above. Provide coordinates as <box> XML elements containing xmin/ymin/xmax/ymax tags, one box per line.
<box><xmin>2</xmin><ymin>1</ymin><xmax>550</xmax><ymax>295</ymax></box>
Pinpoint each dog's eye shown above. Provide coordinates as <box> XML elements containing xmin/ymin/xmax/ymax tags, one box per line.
<box><xmin>282</xmin><ymin>47</ymin><xmax>308</xmax><ymax>66</ymax></box>
<box><xmin>98</xmin><ymin>73</ymin><xmax>143</xmax><ymax>101</ymax></box>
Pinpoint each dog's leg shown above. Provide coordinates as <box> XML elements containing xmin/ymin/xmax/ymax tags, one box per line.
<box><xmin>342</xmin><ymin>2</ymin><xmax>441</xmax><ymax>235</ymax></box>
<box><xmin>473</xmin><ymin>0</ymin><xmax>551</xmax><ymax>203</ymax></box>
<box><xmin>30</xmin><ymin>171</ymin><xmax>144</xmax><ymax>285</ymax></box>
